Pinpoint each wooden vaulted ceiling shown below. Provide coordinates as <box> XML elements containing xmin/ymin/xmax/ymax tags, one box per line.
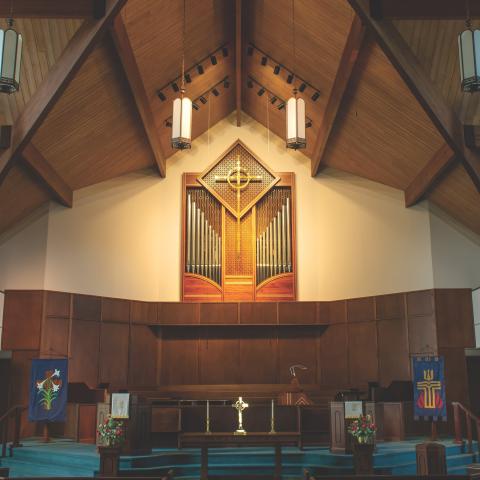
<box><xmin>0</xmin><ymin>0</ymin><xmax>479</xmax><ymax>238</ymax></box>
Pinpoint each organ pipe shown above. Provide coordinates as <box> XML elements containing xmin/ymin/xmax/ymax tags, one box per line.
<box><xmin>185</xmin><ymin>190</ymin><xmax>222</xmax><ymax>285</ymax></box>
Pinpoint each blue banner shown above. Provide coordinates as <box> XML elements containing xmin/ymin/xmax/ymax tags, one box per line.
<box><xmin>412</xmin><ymin>356</ymin><xmax>446</xmax><ymax>421</ymax></box>
<box><xmin>29</xmin><ymin>359</ymin><xmax>68</xmax><ymax>422</ymax></box>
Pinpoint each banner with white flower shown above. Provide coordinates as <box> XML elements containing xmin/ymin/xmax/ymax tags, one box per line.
<box><xmin>28</xmin><ymin>359</ymin><xmax>68</xmax><ymax>422</ymax></box>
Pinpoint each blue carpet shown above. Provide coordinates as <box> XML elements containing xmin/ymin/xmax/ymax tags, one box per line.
<box><xmin>0</xmin><ymin>438</ymin><xmax>477</xmax><ymax>478</ymax></box>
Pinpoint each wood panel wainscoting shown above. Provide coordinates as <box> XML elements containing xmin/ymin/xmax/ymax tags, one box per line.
<box><xmin>0</xmin><ymin>289</ymin><xmax>475</xmax><ymax>439</ymax></box>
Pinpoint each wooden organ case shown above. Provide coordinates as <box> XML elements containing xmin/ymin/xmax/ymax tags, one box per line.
<box><xmin>182</xmin><ymin>140</ymin><xmax>296</xmax><ymax>302</ymax></box>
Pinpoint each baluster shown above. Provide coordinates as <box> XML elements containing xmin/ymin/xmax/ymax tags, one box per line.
<box><xmin>476</xmin><ymin>421</ymin><xmax>480</xmax><ymax>455</ymax></box>
<box><xmin>13</xmin><ymin>407</ymin><xmax>21</xmax><ymax>448</ymax></box>
<box><xmin>453</xmin><ymin>403</ymin><xmax>463</xmax><ymax>445</ymax></box>
<box><xmin>1</xmin><ymin>420</ymin><xmax>7</xmax><ymax>458</ymax></box>
<box><xmin>467</xmin><ymin>415</ymin><xmax>473</xmax><ymax>453</ymax></box>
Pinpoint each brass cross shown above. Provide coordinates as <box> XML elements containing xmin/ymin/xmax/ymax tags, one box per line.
<box><xmin>215</xmin><ymin>156</ymin><xmax>262</xmax><ymax>253</ymax></box>
<box><xmin>233</xmin><ymin>396</ymin><xmax>249</xmax><ymax>435</ymax></box>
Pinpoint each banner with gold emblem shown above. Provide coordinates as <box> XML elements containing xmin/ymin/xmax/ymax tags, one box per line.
<box><xmin>412</xmin><ymin>356</ymin><xmax>446</xmax><ymax>421</ymax></box>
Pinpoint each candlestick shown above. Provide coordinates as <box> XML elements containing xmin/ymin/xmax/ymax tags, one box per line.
<box><xmin>206</xmin><ymin>400</ymin><xmax>211</xmax><ymax>434</ymax></box>
<box><xmin>270</xmin><ymin>399</ymin><xmax>276</xmax><ymax>434</ymax></box>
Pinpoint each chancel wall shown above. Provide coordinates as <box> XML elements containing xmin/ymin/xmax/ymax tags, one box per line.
<box><xmin>0</xmin><ymin>113</ymin><xmax>479</xmax><ymax>305</ymax></box>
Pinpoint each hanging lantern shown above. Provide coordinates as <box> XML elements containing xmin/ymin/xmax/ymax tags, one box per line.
<box><xmin>286</xmin><ymin>92</ymin><xmax>306</xmax><ymax>150</ymax></box>
<box><xmin>0</xmin><ymin>19</ymin><xmax>22</xmax><ymax>94</ymax></box>
<box><xmin>171</xmin><ymin>90</ymin><xmax>192</xmax><ymax>149</ymax></box>
<box><xmin>458</xmin><ymin>26</ymin><xmax>480</xmax><ymax>92</ymax></box>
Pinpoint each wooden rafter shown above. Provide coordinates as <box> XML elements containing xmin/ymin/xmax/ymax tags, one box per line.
<box><xmin>369</xmin><ymin>0</ymin><xmax>480</xmax><ymax>20</ymax></box>
<box><xmin>111</xmin><ymin>14</ymin><xmax>166</xmax><ymax>177</ymax></box>
<box><xmin>0</xmin><ymin>0</ymin><xmax>106</xmax><ymax>19</ymax></box>
<box><xmin>311</xmin><ymin>15</ymin><xmax>366</xmax><ymax>176</ymax></box>
<box><xmin>0</xmin><ymin>0</ymin><xmax>127</xmax><ymax>187</ymax></box>
<box><xmin>348</xmin><ymin>0</ymin><xmax>480</xmax><ymax>194</ymax></box>
<box><xmin>404</xmin><ymin>144</ymin><xmax>456</xmax><ymax>208</ymax></box>
<box><xmin>236</xmin><ymin>0</ymin><xmax>242</xmax><ymax>127</ymax></box>
<box><xmin>21</xmin><ymin>144</ymin><xmax>73</xmax><ymax>208</ymax></box>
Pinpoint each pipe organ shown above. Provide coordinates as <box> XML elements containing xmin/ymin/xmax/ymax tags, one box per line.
<box><xmin>182</xmin><ymin>140</ymin><xmax>296</xmax><ymax>302</ymax></box>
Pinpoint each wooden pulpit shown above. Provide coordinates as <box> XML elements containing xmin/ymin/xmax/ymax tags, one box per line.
<box><xmin>122</xmin><ymin>395</ymin><xmax>152</xmax><ymax>455</ymax></box>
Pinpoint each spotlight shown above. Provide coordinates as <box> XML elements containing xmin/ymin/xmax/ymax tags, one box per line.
<box><xmin>261</xmin><ymin>56</ymin><xmax>267</xmax><ymax>66</ymax></box>
<box><xmin>247</xmin><ymin>46</ymin><xmax>253</xmax><ymax>56</ymax></box>
<box><xmin>299</xmin><ymin>83</ymin><xmax>306</xmax><ymax>92</ymax></box>
<box><xmin>171</xmin><ymin>82</ymin><xmax>179</xmax><ymax>92</ymax></box>
<box><xmin>157</xmin><ymin>91</ymin><xmax>166</xmax><ymax>101</ymax></box>
<box><xmin>222</xmin><ymin>47</ymin><xmax>228</xmax><ymax>57</ymax></box>
<box><xmin>184</xmin><ymin>73</ymin><xmax>192</xmax><ymax>83</ymax></box>
<box><xmin>270</xmin><ymin>96</ymin><xmax>277</xmax><ymax>104</ymax></box>
<box><xmin>247</xmin><ymin>79</ymin><xmax>253</xmax><ymax>88</ymax></box>
<box><xmin>212</xmin><ymin>88</ymin><xmax>219</xmax><ymax>96</ymax></box>
<box><xmin>197</xmin><ymin>64</ymin><xmax>204</xmax><ymax>75</ymax></box>
<box><xmin>287</xmin><ymin>74</ymin><xmax>294</xmax><ymax>84</ymax></box>
<box><xmin>200</xmin><ymin>96</ymin><xmax>207</xmax><ymax>104</ymax></box>
<box><xmin>210</xmin><ymin>55</ymin><xmax>217</xmax><ymax>65</ymax></box>
<box><xmin>223</xmin><ymin>78</ymin><xmax>230</xmax><ymax>88</ymax></box>
<box><xmin>166</xmin><ymin>120</ymin><xmax>172</xmax><ymax>128</ymax></box>
<box><xmin>257</xmin><ymin>87</ymin><xmax>265</xmax><ymax>96</ymax></box>
<box><xmin>278</xmin><ymin>102</ymin><xmax>285</xmax><ymax>110</ymax></box>
<box><xmin>274</xmin><ymin>65</ymin><xmax>281</xmax><ymax>75</ymax></box>
<box><xmin>192</xmin><ymin>102</ymin><xmax>199</xmax><ymax>111</ymax></box>
<box><xmin>312</xmin><ymin>92</ymin><xmax>320</xmax><ymax>101</ymax></box>
<box><xmin>306</xmin><ymin>121</ymin><xmax>312</xmax><ymax>128</ymax></box>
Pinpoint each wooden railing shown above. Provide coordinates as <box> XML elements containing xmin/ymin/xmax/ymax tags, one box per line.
<box><xmin>0</xmin><ymin>405</ymin><xmax>25</xmax><ymax>458</ymax></box>
<box><xmin>452</xmin><ymin>401</ymin><xmax>480</xmax><ymax>454</ymax></box>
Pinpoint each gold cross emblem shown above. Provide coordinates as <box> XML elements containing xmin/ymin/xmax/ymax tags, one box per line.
<box><xmin>215</xmin><ymin>156</ymin><xmax>262</xmax><ymax>253</ymax></box>
<box><xmin>233</xmin><ymin>396</ymin><xmax>249</xmax><ymax>435</ymax></box>
<box><xmin>416</xmin><ymin>369</ymin><xmax>442</xmax><ymax>409</ymax></box>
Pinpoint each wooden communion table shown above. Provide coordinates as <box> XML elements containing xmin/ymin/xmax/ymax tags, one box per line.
<box><xmin>179</xmin><ymin>432</ymin><xmax>301</xmax><ymax>480</ymax></box>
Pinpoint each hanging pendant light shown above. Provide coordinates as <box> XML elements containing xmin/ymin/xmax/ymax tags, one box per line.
<box><xmin>458</xmin><ymin>0</ymin><xmax>480</xmax><ymax>92</ymax></box>
<box><xmin>172</xmin><ymin>0</ymin><xmax>192</xmax><ymax>149</ymax></box>
<box><xmin>286</xmin><ymin>0</ymin><xmax>306</xmax><ymax>149</ymax></box>
<box><xmin>0</xmin><ymin>18</ymin><xmax>23</xmax><ymax>94</ymax></box>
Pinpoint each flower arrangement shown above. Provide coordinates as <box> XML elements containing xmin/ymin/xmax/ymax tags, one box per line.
<box><xmin>97</xmin><ymin>415</ymin><xmax>125</xmax><ymax>447</ymax></box>
<box><xmin>36</xmin><ymin>369</ymin><xmax>63</xmax><ymax>411</ymax></box>
<box><xmin>347</xmin><ymin>414</ymin><xmax>377</xmax><ymax>444</ymax></box>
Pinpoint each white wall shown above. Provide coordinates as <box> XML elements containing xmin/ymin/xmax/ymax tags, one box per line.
<box><xmin>42</xmin><ymin>113</ymin><xmax>435</xmax><ymax>301</ymax></box>
<box><xmin>1</xmin><ymin>113</ymin><xmax>480</xmax><ymax>304</ymax></box>
<box><xmin>429</xmin><ymin>205</ymin><xmax>480</xmax><ymax>289</ymax></box>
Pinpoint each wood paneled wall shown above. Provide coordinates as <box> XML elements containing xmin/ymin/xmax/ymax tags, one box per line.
<box><xmin>1</xmin><ymin>288</ymin><xmax>475</xmax><ymax>436</ymax></box>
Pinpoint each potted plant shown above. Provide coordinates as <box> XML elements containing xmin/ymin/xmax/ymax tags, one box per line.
<box><xmin>97</xmin><ymin>415</ymin><xmax>125</xmax><ymax>477</ymax></box>
<box><xmin>347</xmin><ymin>414</ymin><xmax>377</xmax><ymax>474</ymax></box>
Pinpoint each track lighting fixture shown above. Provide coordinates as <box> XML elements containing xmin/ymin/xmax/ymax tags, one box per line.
<box><xmin>166</xmin><ymin>120</ymin><xmax>172</xmax><ymax>127</ymax></box>
<box><xmin>192</xmin><ymin>102</ymin><xmax>199</xmax><ymax>111</ymax></box>
<box><xmin>271</xmin><ymin>96</ymin><xmax>277</xmax><ymax>104</ymax></box>
<box><xmin>274</xmin><ymin>65</ymin><xmax>281</xmax><ymax>75</ymax></box>
<box><xmin>261</xmin><ymin>56</ymin><xmax>267</xmax><ymax>66</ymax></box>
<box><xmin>222</xmin><ymin>47</ymin><xmax>228</xmax><ymax>57</ymax></box>
<box><xmin>306</xmin><ymin>121</ymin><xmax>312</xmax><ymax>128</ymax></box>
<box><xmin>212</xmin><ymin>88</ymin><xmax>219</xmax><ymax>96</ymax></box>
<box><xmin>223</xmin><ymin>78</ymin><xmax>230</xmax><ymax>88</ymax></box>
<box><xmin>158</xmin><ymin>91</ymin><xmax>166</xmax><ymax>101</ymax></box>
<box><xmin>184</xmin><ymin>73</ymin><xmax>191</xmax><ymax>83</ymax></box>
<box><xmin>200</xmin><ymin>96</ymin><xmax>207</xmax><ymax>104</ymax></box>
<box><xmin>247</xmin><ymin>79</ymin><xmax>253</xmax><ymax>88</ymax></box>
<box><xmin>287</xmin><ymin>74</ymin><xmax>294</xmax><ymax>84</ymax></box>
<box><xmin>311</xmin><ymin>92</ymin><xmax>319</xmax><ymax>101</ymax></box>
<box><xmin>171</xmin><ymin>82</ymin><xmax>179</xmax><ymax>92</ymax></box>
<box><xmin>299</xmin><ymin>83</ymin><xmax>306</xmax><ymax>92</ymax></box>
<box><xmin>197</xmin><ymin>64</ymin><xmax>204</xmax><ymax>75</ymax></box>
<box><xmin>278</xmin><ymin>102</ymin><xmax>285</xmax><ymax>110</ymax></box>
<box><xmin>210</xmin><ymin>55</ymin><xmax>217</xmax><ymax>65</ymax></box>
<box><xmin>257</xmin><ymin>87</ymin><xmax>265</xmax><ymax>96</ymax></box>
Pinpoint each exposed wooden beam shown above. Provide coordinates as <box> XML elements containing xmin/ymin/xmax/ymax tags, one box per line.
<box><xmin>369</xmin><ymin>0</ymin><xmax>480</xmax><ymax>20</ymax></box>
<box><xmin>21</xmin><ymin>144</ymin><xmax>73</xmax><ymax>207</ymax></box>
<box><xmin>0</xmin><ymin>126</ymin><xmax>11</xmax><ymax>149</ymax></box>
<box><xmin>311</xmin><ymin>15</ymin><xmax>366</xmax><ymax>176</ymax></box>
<box><xmin>404</xmin><ymin>144</ymin><xmax>456</xmax><ymax>207</ymax></box>
<box><xmin>0</xmin><ymin>0</ymin><xmax>127</xmax><ymax>186</ymax></box>
<box><xmin>235</xmin><ymin>0</ymin><xmax>242</xmax><ymax>127</ymax></box>
<box><xmin>0</xmin><ymin>0</ymin><xmax>106</xmax><ymax>19</ymax></box>
<box><xmin>348</xmin><ymin>0</ymin><xmax>480</xmax><ymax>193</ymax></box>
<box><xmin>111</xmin><ymin>14</ymin><xmax>166</xmax><ymax>177</ymax></box>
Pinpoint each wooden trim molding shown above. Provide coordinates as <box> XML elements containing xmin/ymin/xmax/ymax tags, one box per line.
<box><xmin>0</xmin><ymin>0</ymin><xmax>107</xmax><ymax>19</ymax></box>
<box><xmin>235</xmin><ymin>0</ymin><xmax>242</xmax><ymax>127</ymax></box>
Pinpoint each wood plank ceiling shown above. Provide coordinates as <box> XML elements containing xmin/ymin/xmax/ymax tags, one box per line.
<box><xmin>0</xmin><ymin>0</ymin><xmax>478</xmax><ymax>238</ymax></box>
